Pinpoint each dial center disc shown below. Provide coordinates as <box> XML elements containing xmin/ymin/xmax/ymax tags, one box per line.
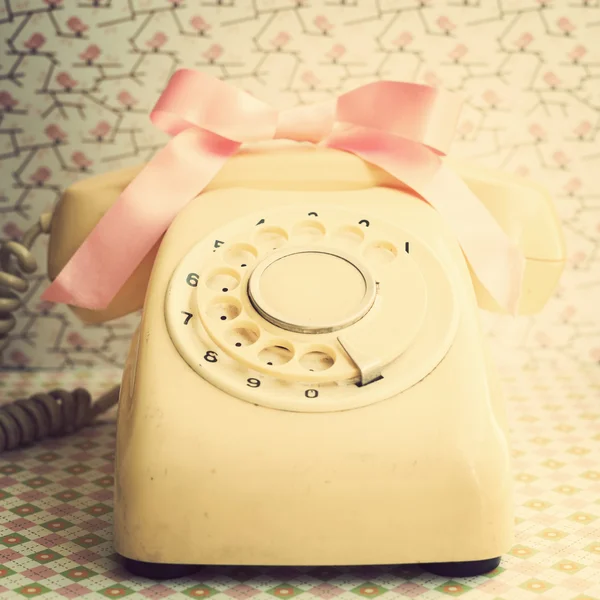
<box><xmin>248</xmin><ymin>248</ymin><xmax>376</xmax><ymax>334</ymax></box>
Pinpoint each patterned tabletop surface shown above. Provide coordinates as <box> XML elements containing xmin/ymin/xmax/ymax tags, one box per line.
<box><xmin>1</xmin><ymin>363</ymin><xmax>599</xmax><ymax>600</ymax></box>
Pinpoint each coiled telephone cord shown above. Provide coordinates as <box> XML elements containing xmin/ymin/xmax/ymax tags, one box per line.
<box><xmin>0</xmin><ymin>213</ymin><xmax>52</xmax><ymax>337</ymax></box>
<box><xmin>0</xmin><ymin>215</ymin><xmax>120</xmax><ymax>453</ymax></box>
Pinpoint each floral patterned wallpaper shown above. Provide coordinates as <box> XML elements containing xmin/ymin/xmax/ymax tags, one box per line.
<box><xmin>0</xmin><ymin>0</ymin><xmax>598</xmax><ymax>370</ymax></box>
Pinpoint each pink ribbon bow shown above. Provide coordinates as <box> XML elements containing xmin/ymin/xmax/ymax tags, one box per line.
<box><xmin>43</xmin><ymin>69</ymin><xmax>523</xmax><ymax>313</ymax></box>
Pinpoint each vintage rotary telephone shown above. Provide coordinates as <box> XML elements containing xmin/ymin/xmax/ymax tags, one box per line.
<box><xmin>0</xmin><ymin>144</ymin><xmax>565</xmax><ymax>579</ymax></box>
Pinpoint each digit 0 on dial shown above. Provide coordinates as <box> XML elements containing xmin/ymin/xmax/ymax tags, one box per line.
<box><xmin>165</xmin><ymin>206</ymin><xmax>459</xmax><ymax>412</ymax></box>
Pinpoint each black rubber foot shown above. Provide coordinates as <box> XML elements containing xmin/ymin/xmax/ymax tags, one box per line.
<box><xmin>121</xmin><ymin>556</ymin><xmax>200</xmax><ymax>579</ymax></box>
<box><xmin>423</xmin><ymin>556</ymin><xmax>501</xmax><ymax>578</ymax></box>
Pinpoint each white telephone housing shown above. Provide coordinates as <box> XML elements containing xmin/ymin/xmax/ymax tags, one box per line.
<box><xmin>45</xmin><ymin>144</ymin><xmax>565</xmax><ymax>578</ymax></box>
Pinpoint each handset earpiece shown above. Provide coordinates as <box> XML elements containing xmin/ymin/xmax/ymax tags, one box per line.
<box><xmin>47</xmin><ymin>165</ymin><xmax>151</xmax><ymax>324</ymax></box>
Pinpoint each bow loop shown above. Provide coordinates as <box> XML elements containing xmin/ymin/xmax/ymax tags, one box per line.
<box><xmin>337</xmin><ymin>81</ymin><xmax>462</xmax><ymax>154</ymax></box>
<box><xmin>151</xmin><ymin>69</ymin><xmax>278</xmax><ymax>142</ymax></box>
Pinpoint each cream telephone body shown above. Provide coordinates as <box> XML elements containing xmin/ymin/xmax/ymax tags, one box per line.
<box><xmin>42</xmin><ymin>145</ymin><xmax>565</xmax><ymax>577</ymax></box>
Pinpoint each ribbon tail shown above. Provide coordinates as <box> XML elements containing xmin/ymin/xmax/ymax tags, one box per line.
<box><xmin>326</xmin><ymin>129</ymin><xmax>525</xmax><ymax>314</ymax></box>
<box><xmin>418</xmin><ymin>165</ymin><xmax>525</xmax><ymax>314</ymax></box>
<box><xmin>42</xmin><ymin>128</ymin><xmax>240</xmax><ymax>310</ymax></box>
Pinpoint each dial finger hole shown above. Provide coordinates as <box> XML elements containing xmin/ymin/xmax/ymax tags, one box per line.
<box><xmin>292</xmin><ymin>220</ymin><xmax>326</xmax><ymax>243</ymax></box>
<box><xmin>258</xmin><ymin>343</ymin><xmax>294</xmax><ymax>366</ymax></box>
<box><xmin>224</xmin><ymin>243</ymin><xmax>258</xmax><ymax>269</ymax></box>
<box><xmin>254</xmin><ymin>226</ymin><xmax>288</xmax><ymax>251</ymax></box>
<box><xmin>299</xmin><ymin>349</ymin><xmax>335</xmax><ymax>372</ymax></box>
<box><xmin>207</xmin><ymin>296</ymin><xmax>242</xmax><ymax>322</ymax></box>
<box><xmin>364</xmin><ymin>241</ymin><xmax>398</xmax><ymax>264</ymax></box>
<box><xmin>225</xmin><ymin>323</ymin><xmax>260</xmax><ymax>347</ymax></box>
<box><xmin>205</xmin><ymin>268</ymin><xmax>240</xmax><ymax>293</ymax></box>
<box><xmin>332</xmin><ymin>225</ymin><xmax>365</xmax><ymax>248</ymax></box>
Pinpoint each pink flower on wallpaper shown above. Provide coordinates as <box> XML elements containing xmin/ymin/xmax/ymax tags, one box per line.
<box><xmin>190</xmin><ymin>15</ymin><xmax>210</xmax><ymax>34</ymax></box>
<box><xmin>3</xmin><ymin>222</ymin><xmax>24</xmax><ymax>240</ymax></box>
<box><xmin>423</xmin><ymin>71</ymin><xmax>440</xmax><ymax>87</ymax></box>
<box><xmin>437</xmin><ymin>16</ymin><xmax>456</xmax><ymax>34</ymax></box>
<box><xmin>271</xmin><ymin>32</ymin><xmax>291</xmax><ymax>50</ymax></box>
<box><xmin>10</xmin><ymin>351</ymin><xmax>31</xmax><ymax>367</ymax></box>
<box><xmin>79</xmin><ymin>45</ymin><xmax>101</xmax><ymax>63</ymax></box>
<box><xmin>393</xmin><ymin>32</ymin><xmax>413</xmax><ymax>49</ymax></box>
<box><xmin>514</xmin><ymin>32</ymin><xmax>533</xmax><ymax>49</ymax></box>
<box><xmin>552</xmin><ymin>150</ymin><xmax>570</xmax><ymax>168</ymax></box>
<box><xmin>457</xmin><ymin>120</ymin><xmax>474</xmax><ymax>136</ymax></box>
<box><xmin>590</xmin><ymin>348</ymin><xmax>600</xmax><ymax>362</ymax></box>
<box><xmin>529</xmin><ymin>123</ymin><xmax>546</xmax><ymax>140</ymax></box>
<box><xmin>90</xmin><ymin>120</ymin><xmax>111</xmax><ymax>139</ymax></box>
<box><xmin>564</xmin><ymin>177</ymin><xmax>582</xmax><ymax>194</ymax></box>
<box><xmin>326</xmin><ymin>44</ymin><xmax>346</xmax><ymax>61</ymax></box>
<box><xmin>24</xmin><ymin>33</ymin><xmax>46</xmax><ymax>51</ymax></box>
<box><xmin>543</xmin><ymin>71</ymin><xmax>561</xmax><ymax>88</ymax></box>
<box><xmin>301</xmin><ymin>70</ymin><xmax>320</xmax><ymax>88</ymax></box>
<box><xmin>36</xmin><ymin>301</ymin><xmax>54</xmax><ymax>314</ymax></box>
<box><xmin>44</xmin><ymin>0</ymin><xmax>63</xmax><ymax>7</ymax></box>
<box><xmin>482</xmin><ymin>89</ymin><xmax>500</xmax><ymax>106</ymax></box>
<box><xmin>45</xmin><ymin>124</ymin><xmax>67</xmax><ymax>143</ymax></box>
<box><xmin>56</xmin><ymin>72</ymin><xmax>78</xmax><ymax>90</ymax></box>
<box><xmin>30</xmin><ymin>167</ymin><xmax>52</xmax><ymax>185</ymax></box>
<box><xmin>561</xmin><ymin>306</ymin><xmax>576</xmax><ymax>322</ymax></box>
<box><xmin>534</xmin><ymin>332</ymin><xmax>551</xmax><ymax>347</ymax></box>
<box><xmin>72</xmin><ymin>151</ymin><xmax>93</xmax><ymax>170</ymax></box>
<box><xmin>67</xmin><ymin>333</ymin><xmax>87</xmax><ymax>348</ymax></box>
<box><xmin>146</xmin><ymin>32</ymin><xmax>168</xmax><ymax>50</ymax></box>
<box><xmin>448</xmin><ymin>43</ymin><xmax>468</xmax><ymax>61</ymax></box>
<box><xmin>570</xmin><ymin>250</ymin><xmax>586</xmax><ymax>268</ymax></box>
<box><xmin>203</xmin><ymin>44</ymin><xmax>223</xmax><ymax>62</ymax></box>
<box><xmin>67</xmin><ymin>17</ymin><xmax>89</xmax><ymax>36</ymax></box>
<box><xmin>557</xmin><ymin>17</ymin><xmax>576</xmax><ymax>35</ymax></box>
<box><xmin>0</xmin><ymin>91</ymin><xmax>18</xmax><ymax>110</ymax></box>
<box><xmin>117</xmin><ymin>91</ymin><xmax>138</xmax><ymax>109</ymax></box>
<box><xmin>569</xmin><ymin>45</ymin><xmax>587</xmax><ymax>61</ymax></box>
<box><xmin>314</xmin><ymin>15</ymin><xmax>333</xmax><ymax>34</ymax></box>
<box><xmin>515</xmin><ymin>166</ymin><xmax>530</xmax><ymax>177</ymax></box>
<box><xmin>574</xmin><ymin>120</ymin><xmax>592</xmax><ymax>138</ymax></box>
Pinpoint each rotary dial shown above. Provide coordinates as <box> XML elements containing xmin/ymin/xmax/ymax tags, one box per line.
<box><xmin>165</xmin><ymin>206</ymin><xmax>458</xmax><ymax>412</ymax></box>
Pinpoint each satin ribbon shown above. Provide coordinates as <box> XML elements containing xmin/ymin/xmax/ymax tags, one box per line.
<box><xmin>42</xmin><ymin>69</ymin><xmax>524</xmax><ymax>313</ymax></box>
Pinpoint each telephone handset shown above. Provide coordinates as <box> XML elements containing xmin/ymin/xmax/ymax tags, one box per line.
<box><xmin>1</xmin><ymin>145</ymin><xmax>565</xmax><ymax>577</ymax></box>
